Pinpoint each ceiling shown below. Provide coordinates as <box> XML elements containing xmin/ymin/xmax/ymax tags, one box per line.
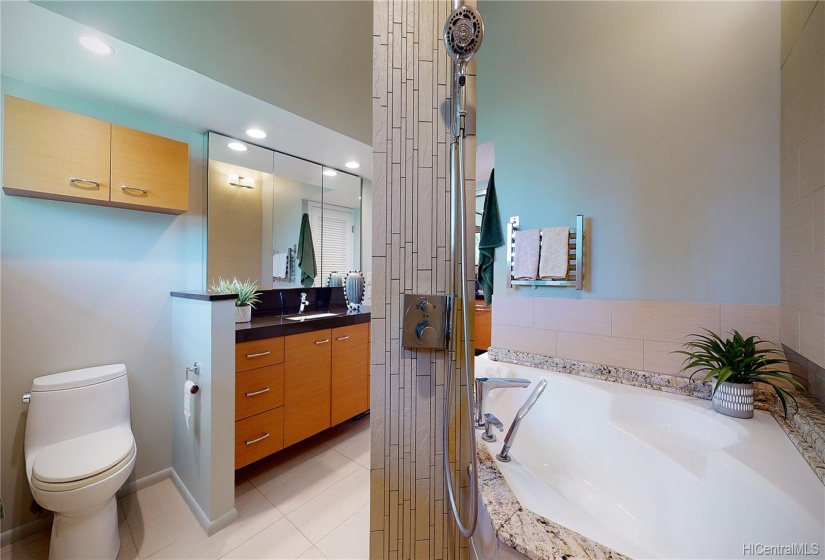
<box><xmin>33</xmin><ymin>0</ymin><xmax>373</xmax><ymax>145</ymax></box>
<box><xmin>1</xmin><ymin>2</ymin><xmax>372</xmax><ymax>178</ymax></box>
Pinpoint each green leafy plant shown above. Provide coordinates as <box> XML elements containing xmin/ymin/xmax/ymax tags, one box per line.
<box><xmin>675</xmin><ymin>329</ymin><xmax>807</xmax><ymax>417</ymax></box>
<box><xmin>209</xmin><ymin>277</ymin><xmax>261</xmax><ymax>308</ymax></box>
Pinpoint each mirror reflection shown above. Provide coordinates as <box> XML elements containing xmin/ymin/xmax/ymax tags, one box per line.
<box><xmin>207</xmin><ymin>133</ymin><xmax>365</xmax><ymax>292</ymax></box>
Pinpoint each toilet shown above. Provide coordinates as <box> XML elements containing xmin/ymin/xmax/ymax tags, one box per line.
<box><xmin>24</xmin><ymin>364</ymin><xmax>136</xmax><ymax>560</ymax></box>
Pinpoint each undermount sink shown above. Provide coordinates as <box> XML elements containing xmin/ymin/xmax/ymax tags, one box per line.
<box><xmin>284</xmin><ymin>312</ymin><xmax>341</xmax><ymax>321</ymax></box>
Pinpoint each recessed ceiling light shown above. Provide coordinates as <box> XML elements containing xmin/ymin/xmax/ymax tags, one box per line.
<box><xmin>227</xmin><ymin>142</ymin><xmax>247</xmax><ymax>152</ymax></box>
<box><xmin>345</xmin><ymin>161</ymin><xmax>360</xmax><ymax>169</ymax></box>
<box><xmin>323</xmin><ymin>169</ymin><xmax>338</xmax><ymax>177</ymax></box>
<box><xmin>246</xmin><ymin>129</ymin><xmax>266</xmax><ymax>139</ymax></box>
<box><xmin>79</xmin><ymin>36</ymin><xmax>113</xmax><ymax>56</ymax></box>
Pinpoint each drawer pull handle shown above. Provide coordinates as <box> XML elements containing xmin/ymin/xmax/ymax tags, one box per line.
<box><xmin>121</xmin><ymin>185</ymin><xmax>149</xmax><ymax>196</ymax></box>
<box><xmin>336</xmin><ymin>336</ymin><xmax>350</xmax><ymax>341</ymax></box>
<box><xmin>245</xmin><ymin>433</ymin><xmax>270</xmax><ymax>446</ymax></box>
<box><xmin>245</xmin><ymin>387</ymin><xmax>271</xmax><ymax>397</ymax></box>
<box><xmin>245</xmin><ymin>351</ymin><xmax>271</xmax><ymax>358</ymax></box>
<box><xmin>69</xmin><ymin>177</ymin><xmax>101</xmax><ymax>189</ymax></box>
<box><xmin>315</xmin><ymin>339</ymin><xmax>330</xmax><ymax>345</ymax></box>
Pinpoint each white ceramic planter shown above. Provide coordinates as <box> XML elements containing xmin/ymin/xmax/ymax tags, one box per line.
<box><xmin>711</xmin><ymin>378</ymin><xmax>754</xmax><ymax>419</ymax></box>
<box><xmin>235</xmin><ymin>305</ymin><xmax>252</xmax><ymax>323</ymax></box>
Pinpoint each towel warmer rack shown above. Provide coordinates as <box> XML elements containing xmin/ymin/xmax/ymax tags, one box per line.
<box><xmin>506</xmin><ymin>214</ymin><xmax>584</xmax><ymax>290</ymax></box>
<box><xmin>274</xmin><ymin>246</ymin><xmax>297</xmax><ymax>283</ymax></box>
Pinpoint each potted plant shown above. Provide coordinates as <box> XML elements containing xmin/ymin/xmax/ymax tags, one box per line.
<box><xmin>676</xmin><ymin>329</ymin><xmax>806</xmax><ymax>418</ymax></box>
<box><xmin>210</xmin><ymin>277</ymin><xmax>261</xmax><ymax>323</ymax></box>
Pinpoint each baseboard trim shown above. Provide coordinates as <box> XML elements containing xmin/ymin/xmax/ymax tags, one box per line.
<box><xmin>170</xmin><ymin>469</ymin><xmax>237</xmax><ymax>537</ymax></box>
<box><xmin>116</xmin><ymin>467</ymin><xmax>171</xmax><ymax>499</ymax></box>
<box><xmin>0</xmin><ymin>515</ymin><xmax>52</xmax><ymax>548</ymax></box>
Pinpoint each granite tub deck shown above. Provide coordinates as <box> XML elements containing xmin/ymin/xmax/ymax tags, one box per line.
<box><xmin>477</xmin><ymin>347</ymin><xmax>825</xmax><ymax>560</ymax></box>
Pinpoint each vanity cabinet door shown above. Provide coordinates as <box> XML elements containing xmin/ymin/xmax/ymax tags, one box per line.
<box><xmin>110</xmin><ymin>125</ymin><xmax>189</xmax><ymax>214</ymax></box>
<box><xmin>3</xmin><ymin>96</ymin><xmax>111</xmax><ymax>203</ymax></box>
<box><xmin>331</xmin><ymin>323</ymin><xmax>370</xmax><ymax>425</ymax></box>
<box><xmin>284</xmin><ymin>329</ymin><xmax>332</xmax><ymax>446</ymax></box>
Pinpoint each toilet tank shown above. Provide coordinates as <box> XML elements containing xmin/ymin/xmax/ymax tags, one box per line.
<box><xmin>24</xmin><ymin>364</ymin><xmax>132</xmax><ymax>471</ymax></box>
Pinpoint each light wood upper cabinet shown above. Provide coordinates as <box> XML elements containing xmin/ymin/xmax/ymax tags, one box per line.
<box><xmin>110</xmin><ymin>125</ymin><xmax>189</xmax><ymax>214</ymax></box>
<box><xmin>3</xmin><ymin>96</ymin><xmax>111</xmax><ymax>203</ymax></box>
<box><xmin>331</xmin><ymin>323</ymin><xmax>370</xmax><ymax>425</ymax></box>
<box><xmin>2</xmin><ymin>96</ymin><xmax>189</xmax><ymax>214</ymax></box>
<box><xmin>283</xmin><ymin>329</ymin><xmax>332</xmax><ymax>447</ymax></box>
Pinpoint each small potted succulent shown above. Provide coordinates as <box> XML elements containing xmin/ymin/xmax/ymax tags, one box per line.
<box><xmin>676</xmin><ymin>329</ymin><xmax>806</xmax><ymax>418</ymax></box>
<box><xmin>210</xmin><ymin>277</ymin><xmax>261</xmax><ymax>323</ymax></box>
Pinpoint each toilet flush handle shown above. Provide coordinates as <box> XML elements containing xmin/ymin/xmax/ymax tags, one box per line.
<box><xmin>22</xmin><ymin>392</ymin><xmax>31</xmax><ymax>404</ymax></box>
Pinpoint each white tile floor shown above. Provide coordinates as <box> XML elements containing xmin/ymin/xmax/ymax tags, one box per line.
<box><xmin>1</xmin><ymin>416</ymin><xmax>371</xmax><ymax>560</ymax></box>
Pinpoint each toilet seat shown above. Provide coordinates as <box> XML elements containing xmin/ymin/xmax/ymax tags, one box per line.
<box><xmin>32</xmin><ymin>427</ymin><xmax>135</xmax><ymax>492</ymax></box>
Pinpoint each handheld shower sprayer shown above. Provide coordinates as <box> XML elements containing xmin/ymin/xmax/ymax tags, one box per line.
<box><xmin>442</xmin><ymin>2</ymin><xmax>484</xmax><ymax>540</ymax></box>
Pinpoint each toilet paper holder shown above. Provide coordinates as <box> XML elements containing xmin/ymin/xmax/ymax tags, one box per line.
<box><xmin>185</xmin><ymin>362</ymin><xmax>200</xmax><ymax>394</ymax></box>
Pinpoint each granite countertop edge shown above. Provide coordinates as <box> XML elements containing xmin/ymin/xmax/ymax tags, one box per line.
<box><xmin>235</xmin><ymin>308</ymin><xmax>371</xmax><ymax>342</ymax></box>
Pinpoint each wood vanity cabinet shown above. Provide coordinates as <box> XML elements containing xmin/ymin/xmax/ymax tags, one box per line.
<box><xmin>234</xmin><ymin>338</ymin><xmax>286</xmax><ymax>469</ymax></box>
<box><xmin>284</xmin><ymin>329</ymin><xmax>333</xmax><ymax>447</ymax></box>
<box><xmin>2</xmin><ymin>96</ymin><xmax>189</xmax><ymax>215</ymax></box>
<box><xmin>331</xmin><ymin>324</ymin><xmax>370</xmax><ymax>425</ymax></box>
<box><xmin>475</xmin><ymin>301</ymin><xmax>492</xmax><ymax>352</ymax></box>
<box><xmin>234</xmin><ymin>322</ymin><xmax>370</xmax><ymax>469</ymax></box>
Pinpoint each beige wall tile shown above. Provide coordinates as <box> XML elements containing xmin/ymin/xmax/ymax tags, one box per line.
<box><xmin>800</xmin><ymin>120</ymin><xmax>825</xmax><ymax>198</ymax></box>
<box><xmin>781</xmin><ymin>1</ymin><xmax>818</xmax><ymax>64</ymax></box>
<box><xmin>533</xmin><ymin>298</ymin><xmax>612</xmax><ymax>336</ymax></box>
<box><xmin>781</xmin><ymin>149</ymin><xmax>800</xmax><ymax>208</ymax></box>
<box><xmin>781</xmin><ymin>305</ymin><xmax>801</xmax><ymax>351</ymax></box>
<box><xmin>720</xmin><ymin>304</ymin><xmax>781</xmax><ymax>347</ymax></box>
<box><xmin>800</xmin><ymin>311</ymin><xmax>825</xmax><ymax>368</ymax></box>
<box><xmin>557</xmin><ymin>332</ymin><xmax>644</xmax><ymax>370</ymax></box>
<box><xmin>814</xmin><ymin>188</ymin><xmax>824</xmax><ymax>253</ymax></box>
<box><xmin>491</xmin><ymin>295</ymin><xmax>534</xmax><ymax>328</ymax></box>
<box><xmin>788</xmin><ymin>250</ymin><xmax>825</xmax><ymax>312</ymax></box>
<box><xmin>612</xmin><ymin>301</ymin><xmax>720</xmax><ymax>343</ymax></box>
<box><xmin>491</xmin><ymin>323</ymin><xmax>556</xmax><ymax>357</ymax></box>
<box><xmin>643</xmin><ymin>340</ymin><xmax>694</xmax><ymax>378</ymax></box>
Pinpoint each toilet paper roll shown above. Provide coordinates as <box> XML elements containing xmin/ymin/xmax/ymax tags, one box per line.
<box><xmin>183</xmin><ymin>380</ymin><xmax>195</xmax><ymax>430</ymax></box>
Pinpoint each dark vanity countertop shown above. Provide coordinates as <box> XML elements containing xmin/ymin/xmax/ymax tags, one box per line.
<box><xmin>235</xmin><ymin>307</ymin><xmax>371</xmax><ymax>343</ymax></box>
<box><xmin>171</xmin><ymin>290</ymin><xmax>237</xmax><ymax>301</ymax></box>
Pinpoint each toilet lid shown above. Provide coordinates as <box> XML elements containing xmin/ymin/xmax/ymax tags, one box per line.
<box><xmin>33</xmin><ymin>427</ymin><xmax>135</xmax><ymax>484</ymax></box>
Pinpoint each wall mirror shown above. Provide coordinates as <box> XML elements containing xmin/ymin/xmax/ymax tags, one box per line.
<box><xmin>207</xmin><ymin>132</ymin><xmax>364</xmax><ymax>291</ymax></box>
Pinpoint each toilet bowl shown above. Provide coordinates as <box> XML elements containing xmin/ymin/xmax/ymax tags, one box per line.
<box><xmin>24</xmin><ymin>364</ymin><xmax>136</xmax><ymax>560</ymax></box>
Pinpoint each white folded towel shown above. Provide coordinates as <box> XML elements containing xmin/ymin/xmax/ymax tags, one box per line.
<box><xmin>273</xmin><ymin>253</ymin><xmax>288</xmax><ymax>279</ymax></box>
<box><xmin>539</xmin><ymin>226</ymin><xmax>570</xmax><ymax>280</ymax></box>
<box><xmin>512</xmin><ymin>229</ymin><xmax>540</xmax><ymax>279</ymax></box>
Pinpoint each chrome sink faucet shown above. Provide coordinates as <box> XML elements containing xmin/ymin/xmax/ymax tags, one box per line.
<box><xmin>474</xmin><ymin>377</ymin><xmax>531</xmax><ymax>429</ymax></box>
<box><xmin>299</xmin><ymin>292</ymin><xmax>309</xmax><ymax>314</ymax></box>
<box><xmin>496</xmin><ymin>379</ymin><xmax>547</xmax><ymax>462</ymax></box>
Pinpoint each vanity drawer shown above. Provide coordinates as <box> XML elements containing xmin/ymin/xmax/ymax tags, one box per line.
<box><xmin>236</xmin><ymin>337</ymin><xmax>285</xmax><ymax>372</ymax></box>
<box><xmin>236</xmin><ymin>364</ymin><xmax>284</xmax><ymax>421</ymax></box>
<box><xmin>235</xmin><ymin>407</ymin><xmax>284</xmax><ymax>469</ymax></box>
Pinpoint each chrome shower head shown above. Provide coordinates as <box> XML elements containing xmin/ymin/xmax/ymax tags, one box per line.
<box><xmin>443</xmin><ymin>5</ymin><xmax>484</xmax><ymax>65</ymax></box>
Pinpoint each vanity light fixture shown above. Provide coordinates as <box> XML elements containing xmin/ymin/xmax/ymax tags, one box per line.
<box><xmin>323</xmin><ymin>169</ymin><xmax>338</xmax><ymax>177</ymax></box>
<box><xmin>246</xmin><ymin>129</ymin><xmax>267</xmax><ymax>139</ymax></box>
<box><xmin>227</xmin><ymin>142</ymin><xmax>247</xmax><ymax>152</ymax></box>
<box><xmin>345</xmin><ymin>161</ymin><xmax>360</xmax><ymax>169</ymax></box>
<box><xmin>79</xmin><ymin>36</ymin><xmax>113</xmax><ymax>56</ymax></box>
<box><xmin>228</xmin><ymin>174</ymin><xmax>255</xmax><ymax>189</ymax></box>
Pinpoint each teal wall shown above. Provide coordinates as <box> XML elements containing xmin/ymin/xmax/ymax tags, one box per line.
<box><xmin>477</xmin><ymin>1</ymin><xmax>781</xmax><ymax>304</ymax></box>
<box><xmin>0</xmin><ymin>76</ymin><xmax>206</xmax><ymax>532</ymax></box>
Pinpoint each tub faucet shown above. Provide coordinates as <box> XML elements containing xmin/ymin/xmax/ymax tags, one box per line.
<box><xmin>299</xmin><ymin>292</ymin><xmax>309</xmax><ymax>314</ymax></box>
<box><xmin>496</xmin><ymin>378</ymin><xmax>547</xmax><ymax>463</ymax></box>
<box><xmin>474</xmin><ymin>377</ymin><xmax>531</xmax><ymax>429</ymax></box>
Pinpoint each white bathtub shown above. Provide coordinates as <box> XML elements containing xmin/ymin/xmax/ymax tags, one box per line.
<box><xmin>476</xmin><ymin>355</ymin><xmax>825</xmax><ymax>560</ymax></box>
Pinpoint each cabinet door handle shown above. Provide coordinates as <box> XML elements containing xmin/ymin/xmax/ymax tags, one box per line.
<box><xmin>245</xmin><ymin>387</ymin><xmax>271</xmax><ymax>398</ymax></box>
<box><xmin>121</xmin><ymin>185</ymin><xmax>149</xmax><ymax>196</ymax></box>
<box><xmin>69</xmin><ymin>177</ymin><xmax>101</xmax><ymax>189</ymax></box>
<box><xmin>245</xmin><ymin>433</ymin><xmax>270</xmax><ymax>446</ymax></box>
<box><xmin>315</xmin><ymin>339</ymin><xmax>330</xmax><ymax>345</ymax></box>
<box><xmin>336</xmin><ymin>336</ymin><xmax>350</xmax><ymax>341</ymax></box>
<box><xmin>245</xmin><ymin>351</ymin><xmax>271</xmax><ymax>359</ymax></box>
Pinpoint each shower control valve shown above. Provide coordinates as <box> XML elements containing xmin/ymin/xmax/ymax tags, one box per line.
<box><xmin>402</xmin><ymin>294</ymin><xmax>452</xmax><ymax>350</ymax></box>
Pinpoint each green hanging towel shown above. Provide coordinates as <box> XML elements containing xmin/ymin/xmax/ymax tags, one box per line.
<box><xmin>477</xmin><ymin>169</ymin><xmax>503</xmax><ymax>306</ymax></box>
<box><xmin>297</xmin><ymin>213</ymin><xmax>317</xmax><ymax>288</ymax></box>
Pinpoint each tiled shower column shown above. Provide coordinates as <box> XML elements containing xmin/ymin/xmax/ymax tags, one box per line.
<box><xmin>370</xmin><ymin>0</ymin><xmax>477</xmax><ymax>558</ymax></box>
